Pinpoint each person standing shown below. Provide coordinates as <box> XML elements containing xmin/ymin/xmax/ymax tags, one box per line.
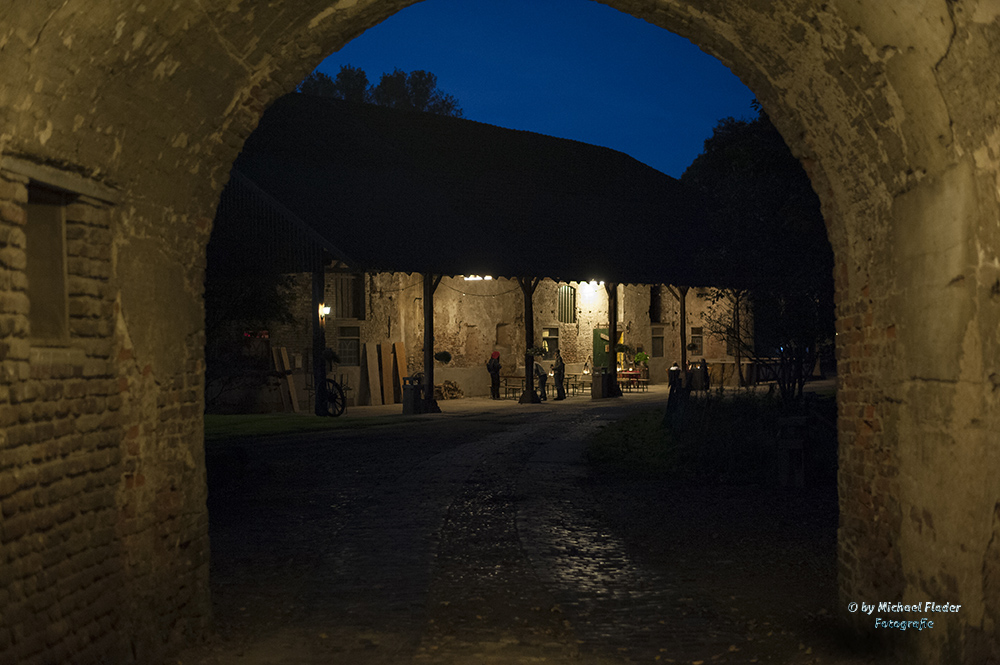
<box><xmin>668</xmin><ymin>361</ymin><xmax>681</xmax><ymax>389</ymax></box>
<box><xmin>553</xmin><ymin>350</ymin><xmax>566</xmax><ymax>400</ymax></box>
<box><xmin>486</xmin><ymin>351</ymin><xmax>502</xmax><ymax>399</ymax></box>
<box><xmin>533</xmin><ymin>359</ymin><xmax>548</xmax><ymax>401</ymax></box>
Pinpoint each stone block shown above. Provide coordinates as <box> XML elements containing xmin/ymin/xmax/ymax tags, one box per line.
<box><xmin>4</xmin><ymin>423</ymin><xmax>37</xmax><ymax>448</ymax></box>
<box><xmin>0</xmin><ymin>226</ymin><xmax>26</xmax><ymax>249</ymax></box>
<box><xmin>0</xmin><ymin>178</ymin><xmax>28</xmax><ymax>203</ymax></box>
<box><xmin>65</xmin><ymin>257</ymin><xmax>110</xmax><ymax>281</ymax></box>
<box><xmin>68</xmin><ymin>298</ymin><xmax>103</xmax><ymax>319</ymax></box>
<box><xmin>64</xmin><ymin>203</ymin><xmax>107</xmax><ymax>226</ymax></box>
<box><xmin>0</xmin><ymin>201</ymin><xmax>26</xmax><ymax>227</ymax></box>
<box><xmin>65</xmin><ymin>276</ymin><xmax>105</xmax><ymax>298</ymax></box>
<box><xmin>1</xmin><ymin>511</ymin><xmax>35</xmax><ymax>543</ymax></box>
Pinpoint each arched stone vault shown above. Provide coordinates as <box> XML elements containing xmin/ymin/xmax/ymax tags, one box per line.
<box><xmin>0</xmin><ymin>1</ymin><xmax>997</xmax><ymax>662</ymax></box>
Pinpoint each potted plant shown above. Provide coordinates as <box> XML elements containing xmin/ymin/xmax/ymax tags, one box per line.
<box><xmin>634</xmin><ymin>351</ymin><xmax>650</xmax><ymax>379</ymax></box>
<box><xmin>634</xmin><ymin>351</ymin><xmax>650</xmax><ymax>366</ymax></box>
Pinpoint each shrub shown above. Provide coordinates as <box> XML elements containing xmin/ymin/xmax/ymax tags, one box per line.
<box><xmin>585</xmin><ymin>391</ymin><xmax>836</xmax><ymax>485</ymax></box>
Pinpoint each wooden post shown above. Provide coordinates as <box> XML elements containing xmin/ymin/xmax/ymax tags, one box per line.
<box><xmin>271</xmin><ymin>347</ymin><xmax>290</xmax><ymax>411</ymax></box>
<box><xmin>678</xmin><ymin>285</ymin><xmax>689</xmax><ymax>384</ymax></box>
<box><xmin>379</xmin><ymin>341</ymin><xmax>395</xmax><ymax>404</ymax></box>
<box><xmin>279</xmin><ymin>347</ymin><xmax>302</xmax><ymax>413</ymax></box>
<box><xmin>606</xmin><ymin>281</ymin><xmax>621</xmax><ymax>398</ymax></box>
<box><xmin>393</xmin><ymin>342</ymin><xmax>407</xmax><ymax>396</ymax></box>
<box><xmin>364</xmin><ymin>343</ymin><xmax>383</xmax><ymax>406</ymax></box>
<box><xmin>312</xmin><ymin>268</ymin><xmax>327</xmax><ymax>416</ymax></box>
<box><xmin>422</xmin><ymin>273</ymin><xmax>442</xmax><ymax>413</ymax></box>
<box><xmin>518</xmin><ymin>276</ymin><xmax>541</xmax><ymax>403</ymax></box>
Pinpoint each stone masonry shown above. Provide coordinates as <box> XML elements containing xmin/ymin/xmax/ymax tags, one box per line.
<box><xmin>0</xmin><ymin>1</ymin><xmax>998</xmax><ymax>663</ymax></box>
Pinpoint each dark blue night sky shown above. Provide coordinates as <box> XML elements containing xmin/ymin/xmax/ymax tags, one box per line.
<box><xmin>312</xmin><ymin>0</ymin><xmax>756</xmax><ymax>179</ymax></box>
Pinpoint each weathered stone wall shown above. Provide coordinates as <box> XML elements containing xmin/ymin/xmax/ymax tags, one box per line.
<box><xmin>259</xmin><ymin>273</ymin><xmax>740</xmax><ymax>402</ymax></box>
<box><xmin>379</xmin><ymin>275</ymin><xmax>729</xmax><ymax>397</ymax></box>
<box><xmin>0</xmin><ymin>1</ymin><xmax>998</xmax><ymax>663</ymax></box>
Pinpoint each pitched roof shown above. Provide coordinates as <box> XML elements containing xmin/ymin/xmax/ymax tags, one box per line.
<box><xmin>226</xmin><ymin>93</ymin><xmax>708</xmax><ymax>284</ymax></box>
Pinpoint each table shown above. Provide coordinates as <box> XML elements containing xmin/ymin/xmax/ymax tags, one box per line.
<box><xmin>565</xmin><ymin>373</ymin><xmax>590</xmax><ymax>397</ymax></box>
<box><xmin>617</xmin><ymin>370</ymin><xmax>642</xmax><ymax>392</ymax></box>
<box><xmin>500</xmin><ymin>374</ymin><xmax>524</xmax><ymax>399</ymax></box>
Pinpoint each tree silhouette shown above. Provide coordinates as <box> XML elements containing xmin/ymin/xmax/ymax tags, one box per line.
<box><xmin>371</xmin><ymin>68</ymin><xmax>463</xmax><ymax>117</ymax></box>
<box><xmin>297</xmin><ymin>65</ymin><xmax>462</xmax><ymax>117</ymax></box>
<box><xmin>297</xmin><ymin>65</ymin><xmax>371</xmax><ymax>103</ymax></box>
<box><xmin>682</xmin><ymin>104</ymin><xmax>835</xmax><ymax>401</ymax></box>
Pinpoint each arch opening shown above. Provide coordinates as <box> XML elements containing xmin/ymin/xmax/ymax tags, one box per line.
<box><xmin>0</xmin><ymin>1</ymin><xmax>997</xmax><ymax>664</ymax></box>
<box><xmin>199</xmin><ymin>2</ymin><xmax>844</xmax><ymax>662</ymax></box>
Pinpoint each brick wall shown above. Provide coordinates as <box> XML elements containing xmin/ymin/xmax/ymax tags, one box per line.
<box><xmin>835</xmin><ymin>270</ymin><xmax>904</xmax><ymax>622</ymax></box>
<box><xmin>0</xmin><ymin>166</ymin><xmax>210</xmax><ymax>664</ymax></box>
<box><xmin>0</xmin><ymin>172</ymin><xmax>131</xmax><ymax>663</ymax></box>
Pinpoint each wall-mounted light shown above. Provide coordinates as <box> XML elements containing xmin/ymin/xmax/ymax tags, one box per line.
<box><xmin>579</xmin><ymin>280</ymin><xmax>605</xmax><ymax>294</ymax></box>
<box><xmin>319</xmin><ymin>304</ymin><xmax>331</xmax><ymax>319</ymax></box>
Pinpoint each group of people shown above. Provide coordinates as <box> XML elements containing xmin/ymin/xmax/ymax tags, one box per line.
<box><xmin>489</xmin><ymin>352</ymin><xmax>712</xmax><ymax>398</ymax></box>
<box><xmin>667</xmin><ymin>358</ymin><xmax>711</xmax><ymax>390</ymax></box>
<box><xmin>485</xmin><ymin>350</ymin><xmax>566</xmax><ymax>401</ymax></box>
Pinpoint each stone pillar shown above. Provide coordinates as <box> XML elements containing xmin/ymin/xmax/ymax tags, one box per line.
<box><xmin>835</xmin><ymin>156</ymin><xmax>1000</xmax><ymax>664</ymax></box>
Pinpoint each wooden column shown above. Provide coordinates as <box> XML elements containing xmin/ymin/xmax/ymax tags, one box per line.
<box><xmin>678</xmin><ymin>285</ymin><xmax>689</xmax><ymax>384</ymax></box>
<box><xmin>312</xmin><ymin>267</ymin><xmax>326</xmax><ymax>416</ymax></box>
<box><xmin>665</xmin><ymin>285</ymin><xmax>691</xmax><ymax>385</ymax></box>
<box><xmin>606</xmin><ymin>281</ymin><xmax>621</xmax><ymax>398</ymax></box>
<box><xmin>518</xmin><ymin>276</ymin><xmax>541</xmax><ymax>403</ymax></box>
<box><xmin>422</xmin><ymin>273</ymin><xmax>442</xmax><ymax>413</ymax></box>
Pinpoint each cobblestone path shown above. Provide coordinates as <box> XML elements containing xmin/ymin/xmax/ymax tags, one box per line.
<box><xmin>179</xmin><ymin>396</ymin><xmax>885</xmax><ymax>665</ymax></box>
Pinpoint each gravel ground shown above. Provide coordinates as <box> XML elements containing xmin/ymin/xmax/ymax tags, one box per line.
<box><xmin>177</xmin><ymin>390</ymin><xmax>889</xmax><ymax>665</ymax></box>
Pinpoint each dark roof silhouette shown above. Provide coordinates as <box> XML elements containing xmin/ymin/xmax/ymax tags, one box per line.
<box><xmin>225</xmin><ymin>92</ymin><xmax>707</xmax><ymax>284</ymax></box>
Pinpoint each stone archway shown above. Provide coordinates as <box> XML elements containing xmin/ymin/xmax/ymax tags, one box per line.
<box><xmin>0</xmin><ymin>2</ymin><xmax>997</xmax><ymax>663</ymax></box>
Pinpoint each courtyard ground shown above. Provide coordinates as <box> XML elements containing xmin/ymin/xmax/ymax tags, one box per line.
<box><xmin>177</xmin><ymin>385</ymin><xmax>890</xmax><ymax>664</ymax></box>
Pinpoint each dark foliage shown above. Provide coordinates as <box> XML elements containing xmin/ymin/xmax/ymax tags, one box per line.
<box><xmin>297</xmin><ymin>64</ymin><xmax>463</xmax><ymax>117</ymax></box>
<box><xmin>203</xmin><ymin>218</ymin><xmax>296</xmax><ymax>410</ymax></box>
<box><xmin>682</xmin><ymin>104</ymin><xmax>835</xmax><ymax>401</ymax></box>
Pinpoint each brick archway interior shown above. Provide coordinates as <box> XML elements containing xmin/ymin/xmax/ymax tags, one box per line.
<box><xmin>0</xmin><ymin>2</ymin><xmax>997</xmax><ymax>662</ymax></box>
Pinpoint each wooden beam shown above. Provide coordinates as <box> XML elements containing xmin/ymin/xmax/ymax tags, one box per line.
<box><xmin>678</xmin><ymin>285</ymin><xmax>689</xmax><ymax>382</ymax></box>
<box><xmin>365</xmin><ymin>343</ymin><xmax>383</xmax><ymax>406</ymax></box>
<box><xmin>422</xmin><ymin>274</ymin><xmax>442</xmax><ymax>413</ymax></box>
<box><xmin>518</xmin><ymin>276</ymin><xmax>541</xmax><ymax>404</ymax></box>
<box><xmin>279</xmin><ymin>347</ymin><xmax>302</xmax><ymax>413</ymax></box>
<box><xmin>379</xmin><ymin>340</ymin><xmax>395</xmax><ymax>404</ymax></box>
<box><xmin>393</xmin><ymin>342</ymin><xmax>407</xmax><ymax>397</ymax></box>
<box><xmin>605</xmin><ymin>281</ymin><xmax>621</xmax><ymax>398</ymax></box>
<box><xmin>312</xmin><ymin>268</ymin><xmax>327</xmax><ymax>416</ymax></box>
<box><xmin>272</xmin><ymin>348</ymin><xmax>290</xmax><ymax>412</ymax></box>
